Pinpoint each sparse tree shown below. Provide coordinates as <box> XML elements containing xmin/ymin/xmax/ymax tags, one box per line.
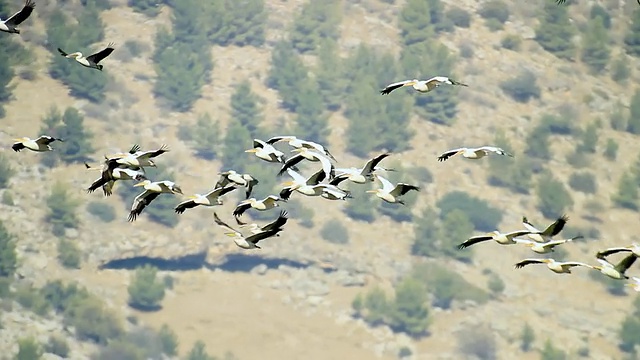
<box><xmin>0</xmin><ymin>154</ymin><xmax>14</xmax><ymax>189</ymax></box>
<box><xmin>363</xmin><ymin>287</ymin><xmax>389</xmax><ymax>326</ymax></box>
<box><xmin>289</xmin><ymin>0</ymin><xmax>341</xmax><ymax>53</ymax></box>
<box><xmin>540</xmin><ymin>338</ymin><xmax>566</xmax><ymax>360</ymax></box>
<box><xmin>315</xmin><ymin>38</ymin><xmax>345</xmax><ymax>111</ymax></box>
<box><xmin>128</xmin><ymin>0</ymin><xmax>162</xmax><ymax>17</ymax></box>
<box><xmin>230</xmin><ymin>80</ymin><xmax>263</xmax><ymax>138</ymax></box>
<box><xmin>186</xmin><ymin>340</ymin><xmax>214</xmax><ymax>360</ymax></box>
<box><xmin>343</xmin><ymin>182</ymin><xmax>376</xmax><ymax>222</ymax></box>
<box><xmin>457</xmin><ymin>325</ymin><xmax>497</xmax><ymax>360</ymax></box>
<box><xmin>579</xmin><ymin>121</ymin><xmax>598</xmax><ymax>153</ymax></box>
<box><xmin>612</xmin><ymin>171</ymin><xmax>638</xmax><ymax>210</ymax></box>
<box><xmin>399</xmin><ymin>0</ymin><xmax>434</xmax><ymax>47</ymax></box>
<box><xmin>581</xmin><ymin>16</ymin><xmax>610</xmax><ymax>73</ymax></box>
<box><xmin>604</xmin><ymin>138</ymin><xmax>618</xmax><ymax>161</ymax></box>
<box><xmin>627</xmin><ymin>89</ymin><xmax>640</xmax><ymax>135</ymax></box>
<box><xmin>535</xmin><ymin>2</ymin><xmax>576</xmax><ymax>60</ymax></box>
<box><xmin>46</xmin><ymin>182</ymin><xmax>80</xmax><ymax>237</ymax></box>
<box><xmin>0</xmin><ymin>40</ymin><xmax>15</xmax><ymax>118</ymax></box>
<box><xmin>536</xmin><ymin>175</ymin><xmax>573</xmax><ymax>218</ymax></box>
<box><xmin>389</xmin><ymin>278</ymin><xmax>429</xmax><ymax>337</ymax></box>
<box><xmin>293</xmin><ymin>79</ymin><xmax>329</xmax><ymax>144</ymax></box>
<box><xmin>500</xmin><ymin>69</ymin><xmax>541</xmax><ymax>103</ymax></box>
<box><xmin>14</xmin><ymin>337</ymin><xmax>42</xmax><ymax>360</ymax></box>
<box><xmin>611</xmin><ymin>53</ymin><xmax>631</xmax><ymax>84</ymax></box>
<box><xmin>439</xmin><ymin>209</ymin><xmax>474</xmax><ymax>262</ymax></box>
<box><xmin>54</xmin><ymin>107</ymin><xmax>94</xmax><ymax>164</ymax></box>
<box><xmin>266</xmin><ymin>41</ymin><xmax>309</xmax><ymax>112</ymax></box>
<box><xmin>520</xmin><ymin>323</ymin><xmax>535</xmax><ymax>352</ymax></box>
<box><xmin>128</xmin><ymin>265</ymin><xmax>166</xmax><ymax>311</ymax></box>
<box><xmin>190</xmin><ymin>113</ymin><xmax>220</xmax><ymax>160</ymax></box>
<box><xmin>624</xmin><ymin>9</ymin><xmax>640</xmax><ymax>57</ymax></box>
<box><xmin>0</xmin><ymin>220</ymin><xmax>17</xmax><ymax>278</ymax></box>
<box><xmin>214</xmin><ymin>0</ymin><xmax>266</xmax><ymax>47</ymax></box>
<box><xmin>221</xmin><ymin>122</ymin><xmax>251</xmax><ymax>172</ymax></box>
<box><xmin>589</xmin><ymin>4</ymin><xmax>611</xmax><ymax>29</ymax></box>
<box><xmin>158</xmin><ymin>324</ymin><xmax>179</xmax><ymax>356</ymax></box>
<box><xmin>436</xmin><ymin>191</ymin><xmax>502</xmax><ymax>231</ymax></box>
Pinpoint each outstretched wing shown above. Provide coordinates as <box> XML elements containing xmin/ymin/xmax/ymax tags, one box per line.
<box><xmin>265</xmin><ymin>136</ymin><xmax>291</xmax><ymax>145</ymax></box>
<box><xmin>213</xmin><ymin>212</ymin><xmax>241</xmax><ymax>236</ymax></box>
<box><xmin>362</xmin><ymin>153</ymin><xmax>391</xmax><ymax>174</ymax></box>
<box><xmin>57</xmin><ymin>48</ymin><xmax>69</xmax><ymax>57</ymax></box>
<box><xmin>437</xmin><ymin>148</ymin><xmax>464</xmax><ymax>162</ymax></box>
<box><xmin>457</xmin><ymin>235</ymin><xmax>493</xmax><ymax>250</ymax></box>
<box><xmin>11</xmin><ymin>142</ymin><xmax>25</xmax><ymax>152</ymax></box>
<box><xmin>541</xmin><ymin>214</ymin><xmax>569</xmax><ymax>237</ymax></box>
<box><xmin>306</xmin><ymin>168</ymin><xmax>327</xmax><ymax>185</ymax></box>
<box><xmin>86</xmin><ymin>43</ymin><xmax>115</xmax><ymax>64</ymax></box>
<box><xmin>596</xmin><ymin>247</ymin><xmax>633</xmax><ymax>259</ymax></box>
<box><xmin>232</xmin><ymin>202</ymin><xmax>252</xmax><ymax>224</ymax></box>
<box><xmin>514</xmin><ymin>259</ymin><xmax>546</xmax><ymax>269</ymax></box>
<box><xmin>330</xmin><ymin>173</ymin><xmax>349</xmax><ymax>186</ymax></box>
<box><xmin>128</xmin><ymin>144</ymin><xmax>141</xmax><ymax>154</ymax></box>
<box><xmin>253</xmin><ymin>139</ymin><xmax>267</xmax><ymax>149</ymax></box>
<box><xmin>615</xmin><ymin>254</ymin><xmax>638</xmax><ymax>273</ymax></box>
<box><xmin>86</xmin><ymin>175</ymin><xmax>110</xmax><ymax>194</ymax></box>
<box><xmin>279</xmin><ymin>187</ymin><xmax>294</xmax><ymax>201</ymax></box>
<box><xmin>560</xmin><ymin>261</ymin><xmax>593</xmax><ymax>269</ymax></box>
<box><xmin>245</xmin><ymin>178</ymin><xmax>258</xmax><ymax>199</ymax></box>
<box><xmin>390</xmin><ymin>183</ymin><xmax>420</xmax><ymax>197</ymax></box>
<box><xmin>136</xmin><ymin>144</ymin><xmax>169</xmax><ymax>159</ymax></box>
<box><xmin>380</xmin><ymin>80</ymin><xmax>414</xmax><ymax>95</ymax></box>
<box><xmin>260</xmin><ymin>210</ymin><xmax>289</xmax><ymax>232</ymax></box>
<box><xmin>128</xmin><ymin>190</ymin><xmax>160</xmax><ymax>222</ymax></box>
<box><xmin>5</xmin><ymin>0</ymin><xmax>35</xmax><ymax>27</ymax></box>
<box><xmin>277</xmin><ymin>153</ymin><xmax>305</xmax><ymax>177</ymax></box>
<box><xmin>174</xmin><ymin>199</ymin><xmax>198</xmax><ymax>214</ymax></box>
<box><xmin>246</xmin><ymin>229</ymin><xmax>281</xmax><ymax>245</ymax></box>
<box><xmin>214</xmin><ymin>172</ymin><xmax>230</xmax><ymax>189</ymax></box>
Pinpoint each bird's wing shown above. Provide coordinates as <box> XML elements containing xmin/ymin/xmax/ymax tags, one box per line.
<box><xmin>560</xmin><ymin>261</ymin><xmax>593</xmax><ymax>269</ymax></box>
<box><xmin>174</xmin><ymin>199</ymin><xmax>198</xmax><ymax>214</ymax></box>
<box><xmin>245</xmin><ymin>178</ymin><xmax>258</xmax><ymax>199</ymax></box>
<box><xmin>214</xmin><ymin>173</ymin><xmax>230</xmax><ymax>189</ymax></box>
<box><xmin>543</xmin><ymin>239</ymin><xmax>572</xmax><ymax>248</ymax></box>
<box><xmin>521</xmin><ymin>217</ymin><xmax>541</xmax><ymax>233</ymax></box>
<box><xmin>5</xmin><ymin>0</ymin><xmax>35</xmax><ymax>27</ymax></box>
<box><xmin>541</xmin><ymin>214</ymin><xmax>569</xmax><ymax>237</ymax></box>
<box><xmin>376</xmin><ymin>175</ymin><xmax>395</xmax><ymax>193</ymax></box>
<box><xmin>102</xmin><ymin>181</ymin><xmax>114</xmax><ymax>196</ymax></box>
<box><xmin>306</xmin><ymin>168</ymin><xmax>327</xmax><ymax>185</ymax></box>
<box><xmin>505</xmin><ymin>230</ymin><xmax>534</xmax><ymax>238</ymax></box>
<box><xmin>279</xmin><ymin>187</ymin><xmax>294</xmax><ymax>201</ymax></box>
<box><xmin>213</xmin><ymin>212</ymin><xmax>241</xmax><ymax>236</ymax></box>
<box><xmin>513</xmin><ymin>238</ymin><xmax>535</xmax><ymax>245</ymax></box>
<box><xmin>128</xmin><ymin>190</ymin><xmax>160</xmax><ymax>222</ymax></box>
<box><xmin>128</xmin><ymin>144</ymin><xmax>141</xmax><ymax>154</ymax></box>
<box><xmin>247</xmin><ymin>229</ymin><xmax>281</xmax><ymax>245</ymax></box>
<box><xmin>313</xmin><ymin>152</ymin><xmax>334</xmax><ymax>179</ymax></box>
<box><xmin>264</xmin><ymin>195</ymin><xmax>280</xmax><ymax>206</ymax></box>
<box><xmin>265</xmin><ymin>136</ymin><xmax>290</xmax><ymax>145</ymax></box>
<box><xmin>35</xmin><ymin>136</ymin><xmax>56</xmax><ymax>145</ymax></box>
<box><xmin>86</xmin><ymin>43</ymin><xmax>115</xmax><ymax>64</ymax></box>
<box><xmin>457</xmin><ymin>235</ymin><xmax>492</xmax><ymax>249</ymax></box>
<box><xmin>87</xmin><ymin>176</ymin><xmax>110</xmax><ymax>194</ymax></box>
<box><xmin>380</xmin><ymin>80</ymin><xmax>414</xmax><ymax>95</ymax></box>
<box><xmin>136</xmin><ymin>144</ymin><xmax>169</xmax><ymax>159</ymax></box>
<box><xmin>363</xmin><ymin>153</ymin><xmax>391</xmax><ymax>174</ymax></box>
<box><xmin>253</xmin><ymin>139</ymin><xmax>266</xmax><ymax>149</ymax></box>
<box><xmin>277</xmin><ymin>153</ymin><xmax>305</xmax><ymax>176</ymax></box>
<box><xmin>514</xmin><ymin>259</ymin><xmax>545</xmax><ymax>269</ymax></box>
<box><xmin>57</xmin><ymin>48</ymin><xmax>69</xmax><ymax>57</ymax></box>
<box><xmin>232</xmin><ymin>201</ymin><xmax>252</xmax><ymax>218</ymax></box>
<box><xmin>260</xmin><ymin>210</ymin><xmax>289</xmax><ymax>232</ymax></box>
<box><xmin>286</xmin><ymin>168</ymin><xmax>307</xmax><ymax>185</ymax></box>
<box><xmin>11</xmin><ymin>142</ymin><xmax>25</xmax><ymax>152</ymax></box>
<box><xmin>329</xmin><ymin>173</ymin><xmax>349</xmax><ymax>186</ymax></box>
<box><xmin>390</xmin><ymin>183</ymin><xmax>420</xmax><ymax>197</ymax></box>
<box><xmin>208</xmin><ymin>184</ymin><xmax>237</xmax><ymax>200</ymax></box>
<box><xmin>437</xmin><ymin>148</ymin><xmax>464</xmax><ymax>162</ymax></box>
<box><xmin>596</xmin><ymin>247</ymin><xmax>633</xmax><ymax>259</ymax></box>
<box><xmin>615</xmin><ymin>254</ymin><xmax>638</xmax><ymax>273</ymax></box>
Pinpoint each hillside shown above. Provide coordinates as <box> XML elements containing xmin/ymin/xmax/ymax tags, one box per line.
<box><xmin>1</xmin><ymin>0</ymin><xmax>640</xmax><ymax>359</ymax></box>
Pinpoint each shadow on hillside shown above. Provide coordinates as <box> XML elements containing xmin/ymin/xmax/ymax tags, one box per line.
<box><xmin>98</xmin><ymin>251</ymin><xmax>310</xmax><ymax>273</ymax></box>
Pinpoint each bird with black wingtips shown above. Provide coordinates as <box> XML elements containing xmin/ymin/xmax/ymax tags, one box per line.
<box><xmin>85</xmin><ymin>163</ymin><xmax>147</xmax><ymax>196</ymax></box>
<box><xmin>521</xmin><ymin>214</ymin><xmax>569</xmax><ymax>243</ymax></box>
<box><xmin>213</xmin><ymin>212</ymin><xmax>286</xmax><ymax>250</ymax></box>
<box><xmin>591</xmin><ymin>254</ymin><xmax>638</xmax><ymax>280</ymax></box>
<box><xmin>266</xmin><ymin>135</ymin><xmax>337</xmax><ymax>162</ymax></box>
<box><xmin>0</xmin><ymin>0</ymin><xmax>35</xmax><ymax>34</ymax></box>
<box><xmin>232</xmin><ymin>195</ymin><xmax>283</xmax><ymax>225</ymax></box>
<box><xmin>174</xmin><ymin>184</ymin><xmax>237</xmax><ymax>214</ymax></box>
<box><xmin>215</xmin><ymin>170</ymin><xmax>259</xmax><ymax>199</ymax></box>
<box><xmin>367</xmin><ymin>174</ymin><xmax>419</xmax><ymax>205</ymax></box>
<box><xmin>334</xmin><ymin>152</ymin><xmax>394</xmax><ymax>184</ymax></box>
<box><xmin>12</xmin><ymin>135</ymin><xmax>63</xmax><ymax>152</ymax></box>
<box><xmin>514</xmin><ymin>258</ymin><xmax>594</xmax><ymax>274</ymax></box>
<box><xmin>245</xmin><ymin>138</ymin><xmax>286</xmax><ymax>163</ymax></box>
<box><xmin>128</xmin><ymin>180</ymin><xmax>183</xmax><ymax>222</ymax></box>
<box><xmin>241</xmin><ymin>210</ymin><xmax>289</xmax><ymax>234</ymax></box>
<box><xmin>277</xmin><ymin>149</ymin><xmax>334</xmax><ymax>180</ymax></box>
<box><xmin>58</xmin><ymin>42</ymin><xmax>115</xmax><ymax>71</ymax></box>
<box><xmin>458</xmin><ymin>230</ymin><xmax>538</xmax><ymax>250</ymax></box>
<box><xmin>437</xmin><ymin>146</ymin><xmax>513</xmax><ymax>162</ymax></box>
<box><xmin>380</xmin><ymin>76</ymin><xmax>467</xmax><ymax>95</ymax></box>
<box><xmin>596</xmin><ymin>243</ymin><xmax>640</xmax><ymax>259</ymax></box>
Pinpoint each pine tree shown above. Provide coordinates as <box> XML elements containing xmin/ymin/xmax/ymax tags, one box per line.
<box><xmin>612</xmin><ymin>171</ymin><xmax>638</xmax><ymax>210</ymax></box>
<box><xmin>186</xmin><ymin>341</ymin><xmax>214</xmax><ymax>360</ymax></box>
<box><xmin>221</xmin><ymin>122</ymin><xmax>252</xmax><ymax>172</ymax></box>
<box><xmin>627</xmin><ymin>89</ymin><xmax>640</xmax><ymax>135</ymax></box>
<box><xmin>581</xmin><ymin>16</ymin><xmax>610</xmax><ymax>73</ymax></box>
<box><xmin>190</xmin><ymin>113</ymin><xmax>220</xmax><ymax>160</ymax></box>
<box><xmin>128</xmin><ymin>0</ymin><xmax>162</xmax><ymax>17</ymax></box>
<box><xmin>536</xmin><ymin>175</ymin><xmax>574</xmax><ymax>219</ymax></box>
<box><xmin>0</xmin><ymin>220</ymin><xmax>17</xmax><ymax>278</ymax></box>
<box><xmin>55</xmin><ymin>107</ymin><xmax>94</xmax><ymax>164</ymax></box>
<box><xmin>293</xmin><ymin>79</ymin><xmax>329</xmax><ymax>144</ymax></box>
<box><xmin>169</xmin><ymin>0</ymin><xmax>209</xmax><ymax>46</ymax></box>
<box><xmin>624</xmin><ymin>9</ymin><xmax>640</xmax><ymax>57</ymax></box>
<box><xmin>127</xmin><ymin>265</ymin><xmax>166</xmax><ymax>310</ymax></box>
<box><xmin>289</xmin><ymin>0</ymin><xmax>341</xmax><ymax>53</ymax></box>
<box><xmin>411</xmin><ymin>207</ymin><xmax>440</xmax><ymax>257</ymax></box>
<box><xmin>46</xmin><ymin>182</ymin><xmax>80</xmax><ymax>237</ymax></box>
<box><xmin>399</xmin><ymin>0</ymin><xmax>434</xmax><ymax>47</ymax></box>
<box><xmin>266</xmin><ymin>41</ymin><xmax>309</xmax><ymax>111</ymax></box>
<box><xmin>216</xmin><ymin>0</ymin><xmax>266</xmax><ymax>47</ymax></box>
<box><xmin>315</xmin><ymin>39</ymin><xmax>344</xmax><ymax>111</ymax></box>
<box><xmin>344</xmin><ymin>77</ymin><xmax>379</xmax><ymax>157</ymax></box>
<box><xmin>376</xmin><ymin>93</ymin><xmax>414</xmax><ymax>152</ymax></box>
<box><xmin>230</xmin><ymin>80</ymin><xmax>263</xmax><ymax>138</ymax></box>
<box><xmin>75</xmin><ymin>0</ymin><xmax>105</xmax><ymax>48</ymax></box>
<box><xmin>389</xmin><ymin>278</ymin><xmax>429</xmax><ymax>337</ymax></box>
<box><xmin>0</xmin><ymin>38</ymin><xmax>15</xmax><ymax>118</ymax></box>
<box><xmin>579</xmin><ymin>122</ymin><xmax>598</xmax><ymax>153</ymax></box>
<box><xmin>439</xmin><ymin>209</ymin><xmax>474</xmax><ymax>262</ymax></box>
<box><xmin>534</xmin><ymin>2</ymin><xmax>576</xmax><ymax>60</ymax></box>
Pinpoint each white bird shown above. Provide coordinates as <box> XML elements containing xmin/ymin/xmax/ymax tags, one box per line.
<box><xmin>245</xmin><ymin>139</ymin><xmax>286</xmax><ymax>163</ymax></box>
<box><xmin>279</xmin><ymin>168</ymin><xmax>328</xmax><ymax>199</ymax></box>
<box><xmin>232</xmin><ymin>195</ymin><xmax>283</xmax><ymax>225</ymax></box>
<box><xmin>366</xmin><ymin>175</ymin><xmax>419</xmax><ymax>205</ymax></box>
<box><xmin>58</xmin><ymin>43</ymin><xmax>115</xmax><ymax>71</ymax></box>
<box><xmin>214</xmin><ymin>212</ymin><xmax>286</xmax><ymax>249</ymax></box>
<box><xmin>0</xmin><ymin>0</ymin><xmax>35</xmax><ymax>34</ymax></box>
<box><xmin>458</xmin><ymin>230</ymin><xmax>537</xmax><ymax>249</ymax></box>
<box><xmin>521</xmin><ymin>215</ymin><xmax>569</xmax><ymax>243</ymax></box>
<box><xmin>334</xmin><ymin>152</ymin><xmax>393</xmax><ymax>184</ymax></box>
<box><xmin>85</xmin><ymin>162</ymin><xmax>147</xmax><ymax>196</ymax></box>
<box><xmin>266</xmin><ymin>135</ymin><xmax>337</xmax><ymax>161</ymax></box>
<box><xmin>128</xmin><ymin>180</ymin><xmax>183</xmax><ymax>222</ymax></box>
<box><xmin>12</xmin><ymin>135</ymin><xmax>64</xmax><ymax>152</ymax></box>
<box><xmin>111</xmin><ymin>144</ymin><xmax>169</xmax><ymax>168</ymax></box>
<box><xmin>592</xmin><ymin>254</ymin><xmax>638</xmax><ymax>280</ymax></box>
<box><xmin>380</xmin><ymin>76</ymin><xmax>468</xmax><ymax>95</ymax></box>
<box><xmin>514</xmin><ymin>258</ymin><xmax>594</xmax><ymax>274</ymax></box>
<box><xmin>174</xmin><ymin>185</ymin><xmax>237</xmax><ymax>214</ymax></box>
<box><xmin>514</xmin><ymin>236</ymin><xmax>582</xmax><ymax>254</ymax></box>
<box><xmin>215</xmin><ymin>170</ymin><xmax>259</xmax><ymax>199</ymax></box>
<box><xmin>626</xmin><ymin>277</ymin><xmax>640</xmax><ymax>292</ymax></box>
<box><xmin>320</xmin><ymin>185</ymin><xmax>352</xmax><ymax>201</ymax></box>
<box><xmin>277</xmin><ymin>148</ymin><xmax>334</xmax><ymax>180</ymax></box>
<box><xmin>240</xmin><ymin>210</ymin><xmax>289</xmax><ymax>234</ymax></box>
<box><xmin>596</xmin><ymin>243</ymin><xmax>640</xmax><ymax>259</ymax></box>
<box><xmin>437</xmin><ymin>146</ymin><xmax>513</xmax><ymax>162</ymax></box>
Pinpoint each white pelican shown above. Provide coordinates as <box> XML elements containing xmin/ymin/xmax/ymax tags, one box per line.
<box><xmin>266</xmin><ymin>135</ymin><xmax>337</xmax><ymax>161</ymax></box>
<box><xmin>215</xmin><ymin>170</ymin><xmax>259</xmax><ymax>199</ymax></box>
<box><xmin>58</xmin><ymin>43</ymin><xmax>115</xmax><ymax>71</ymax></box>
<box><xmin>85</xmin><ymin>163</ymin><xmax>147</xmax><ymax>196</ymax></box>
<box><xmin>437</xmin><ymin>146</ymin><xmax>513</xmax><ymax>162</ymax></box>
<box><xmin>596</xmin><ymin>243</ymin><xmax>640</xmax><ymax>259</ymax></box>
<box><xmin>128</xmin><ymin>180</ymin><xmax>183</xmax><ymax>222</ymax></box>
<box><xmin>626</xmin><ymin>277</ymin><xmax>640</xmax><ymax>292</ymax></box>
<box><xmin>514</xmin><ymin>258</ymin><xmax>594</xmax><ymax>274</ymax></box>
<box><xmin>174</xmin><ymin>185</ymin><xmax>237</xmax><ymax>214</ymax></box>
<box><xmin>0</xmin><ymin>0</ymin><xmax>34</xmax><ymax>34</ymax></box>
<box><xmin>279</xmin><ymin>168</ymin><xmax>328</xmax><ymax>199</ymax></box>
<box><xmin>12</xmin><ymin>135</ymin><xmax>64</xmax><ymax>152</ymax></box>
<box><xmin>233</xmin><ymin>195</ymin><xmax>283</xmax><ymax>225</ymax></box>
<box><xmin>320</xmin><ymin>185</ymin><xmax>352</xmax><ymax>201</ymax></box>
<box><xmin>245</xmin><ymin>139</ymin><xmax>286</xmax><ymax>163</ymax></box>
<box><xmin>214</xmin><ymin>212</ymin><xmax>286</xmax><ymax>249</ymax></box>
<box><xmin>334</xmin><ymin>152</ymin><xmax>393</xmax><ymax>184</ymax></box>
<box><xmin>514</xmin><ymin>236</ymin><xmax>582</xmax><ymax>254</ymax></box>
<box><xmin>592</xmin><ymin>254</ymin><xmax>637</xmax><ymax>280</ymax></box>
<box><xmin>112</xmin><ymin>144</ymin><xmax>169</xmax><ymax>168</ymax></box>
<box><xmin>277</xmin><ymin>148</ymin><xmax>334</xmax><ymax>179</ymax></box>
<box><xmin>521</xmin><ymin>215</ymin><xmax>569</xmax><ymax>243</ymax></box>
<box><xmin>380</xmin><ymin>76</ymin><xmax>468</xmax><ymax>95</ymax></box>
<box><xmin>240</xmin><ymin>210</ymin><xmax>289</xmax><ymax>234</ymax></box>
<box><xmin>366</xmin><ymin>175</ymin><xmax>419</xmax><ymax>205</ymax></box>
<box><xmin>457</xmin><ymin>230</ymin><xmax>536</xmax><ymax>249</ymax></box>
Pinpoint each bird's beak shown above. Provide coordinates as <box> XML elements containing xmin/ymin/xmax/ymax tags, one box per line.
<box><xmin>366</xmin><ymin>190</ymin><xmax>376</xmax><ymax>193</ymax></box>
<box><xmin>133</xmin><ymin>182</ymin><xmax>145</xmax><ymax>187</ymax></box>
<box><xmin>281</xmin><ymin>181</ymin><xmax>294</xmax><ymax>187</ymax></box>
<box><xmin>245</xmin><ymin>149</ymin><xmax>257</xmax><ymax>153</ymax></box>
<box><xmin>224</xmin><ymin>233</ymin><xmax>236</xmax><ymax>237</ymax></box>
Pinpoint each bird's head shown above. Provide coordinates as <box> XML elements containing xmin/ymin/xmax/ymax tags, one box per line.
<box><xmin>97</xmin><ymin>65</ymin><xmax>104</xmax><ymax>71</ymax></box>
<box><xmin>134</xmin><ymin>174</ymin><xmax>147</xmax><ymax>181</ymax></box>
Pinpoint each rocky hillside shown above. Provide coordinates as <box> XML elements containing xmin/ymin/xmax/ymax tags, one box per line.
<box><xmin>1</xmin><ymin>0</ymin><xmax>640</xmax><ymax>359</ymax></box>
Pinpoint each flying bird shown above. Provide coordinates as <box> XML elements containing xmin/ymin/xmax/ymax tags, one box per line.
<box><xmin>174</xmin><ymin>185</ymin><xmax>237</xmax><ymax>214</ymax></box>
<box><xmin>277</xmin><ymin>148</ymin><xmax>334</xmax><ymax>180</ymax></box>
<box><xmin>240</xmin><ymin>210</ymin><xmax>289</xmax><ymax>234</ymax></box>
<box><xmin>245</xmin><ymin>139</ymin><xmax>286</xmax><ymax>163</ymax></box>
<box><xmin>213</xmin><ymin>212</ymin><xmax>285</xmax><ymax>249</ymax></box>
<box><xmin>12</xmin><ymin>135</ymin><xmax>63</xmax><ymax>152</ymax></box>
<box><xmin>0</xmin><ymin>0</ymin><xmax>35</xmax><ymax>34</ymax></box>
<box><xmin>380</xmin><ymin>76</ymin><xmax>468</xmax><ymax>95</ymax></box>
<box><xmin>514</xmin><ymin>236</ymin><xmax>582</xmax><ymax>254</ymax></box>
<box><xmin>58</xmin><ymin>43</ymin><xmax>115</xmax><ymax>71</ymax></box>
<box><xmin>266</xmin><ymin>135</ymin><xmax>337</xmax><ymax>161</ymax></box>
<box><xmin>232</xmin><ymin>195</ymin><xmax>283</xmax><ymax>225</ymax></box>
<box><xmin>279</xmin><ymin>168</ymin><xmax>328</xmax><ymax>200</ymax></box>
<box><xmin>596</xmin><ymin>243</ymin><xmax>640</xmax><ymax>259</ymax></box>
<box><xmin>85</xmin><ymin>162</ymin><xmax>147</xmax><ymax>196</ymax></box>
<box><xmin>128</xmin><ymin>180</ymin><xmax>183</xmax><ymax>222</ymax></box>
<box><xmin>514</xmin><ymin>258</ymin><xmax>594</xmax><ymax>274</ymax></box>
<box><xmin>437</xmin><ymin>146</ymin><xmax>513</xmax><ymax>162</ymax></box>
<box><xmin>457</xmin><ymin>230</ymin><xmax>537</xmax><ymax>249</ymax></box>
<box><xmin>592</xmin><ymin>254</ymin><xmax>638</xmax><ymax>280</ymax></box>
<box><xmin>334</xmin><ymin>152</ymin><xmax>393</xmax><ymax>184</ymax></box>
<box><xmin>215</xmin><ymin>170</ymin><xmax>259</xmax><ymax>199</ymax></box>
<box><xmin>367</xmin><ymin>175</ymin><xmax>419</xmax><ymax>205</ymax></box>
<box><xmin>522</xmin><ymin>215</ymin><xmax>569</xmax><ymax>243</ymax></box>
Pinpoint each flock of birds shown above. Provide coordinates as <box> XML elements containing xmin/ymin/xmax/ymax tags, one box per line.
<box><xmin>3</xmin><ymin>0</ymin><xmax>640</xmax><ymax>293</ymax></box>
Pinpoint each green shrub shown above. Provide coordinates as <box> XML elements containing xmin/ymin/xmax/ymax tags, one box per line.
<box><xmin>612</xmin><ymin>172</ymin><xmax>638</xmax><ymax>210</ymax></box>
<box><xmin>520</xmin><ymin>323</ymin><xmax>535</xmax><ymax>352</ymax></box>
<box><xmin>388</xmin><ymin>277</ymin><xmax>429</xmax><ymax>337</ymax></box>
<box><xmin>124</xmin><ymin>39</ymin><xmax>146</xmax><ymax>57</ymax></box>
<box><xmin>479</xmin><ymin>0</ymin><xmax>509</xmax><ymax>23</ymax></box>
<box><xmin>15</xmin><ymin>337</ymin><xmax>42</xmax><ymax>360</ymax></box>
<box><xmin>63</xmin><ymin>295</ymin><xmax>122</xmax><ymax>344</ymax></box>
<box><xmin>459</xmin><ymin>42</ymin><xmax>474</xmax><ymax>59</ymax></box>
<box><xmin>500</xmin><ymin>70</ymin><xmax>541</xmax><ymax>103</ymax></box>
<box><xmin>57</xmin><ymin>239</ymin><xmax>81</xmax><ymax>269</ymax></box>
<box><xmin>186</xmin><ymin>340</ymin><xmax>214</xmax><ymax>360</ymax></box>
<box><xmin>44</xmin><ymin>335</ymin><xmax>69</xmax><ymax>358</ymax></box>
<box><xmin>46</xmin><ymin>182</ymin><xmax>80</xmax><ymax>237</ymax></box>
<box><xmin>0</xmin><ymin>221</ymin><xmax>17</xmax><ymax>277</ymax></box>
<box><xmin>611</xmin><ymin>54</ymin><xmax>630</xmax><ymax>83</ymax></box>
<box><xmin>411</xmin><ymin>264</ymin><xmax>489</xmax><ymax>309</ymax></box>
<box><xmin>485</xmin><ymin>18</ymin><xmax>503</xmax><ymax>31</ymax></box>
<box><xmin>446</xmin><ymin>7</ymin><xmax>471</xmax><ymax>28</ymax></box>
<box><xmin>351</xmin><ymin>293</ymin><xmax>363</xmax><ymax>316</ymax></box>
<box><xmin>14</xmin><ymin>284</ymin><xmax>50</xmax><ymax>316</ymax></box>
<box><xmin>436</xmin><ymin>191</ymin><xmax>502</xmax><ymax>231</ymax></box>
<box><xmin>487</xmin><ymin>274</ymin><xmax>505</xmax><ymax>296</ymax></box>
<box><xmin>2</xmin><ymin>191</ymin><xmax>13</xmax><ymax>206</ymax></box>
<box><xmin>457</xmin><ymin>326</ymin><xmax>497</xmax><ymax>360</ymax></box>
<box><xmin>501</xmin><ymin>34</ymin><xmax>522</xmax><ymax>50</ymax></box>
<box><xmin>568</xmin><ymin>172</ymin><xmax>597</xmax><ymax>194</ymax></box>
<box><xmin>128</xmin><ymin>265</ymin><xmax>166</xmax><ymax>311</ymax></box>
<box><xmin>0</xmin><ymin>154</ymin><xmax>14</xmax><ymax>189</ymax></box>
<box><xmin>320</xmin><ymin>219</ymin><xmax>349</xmax><ymax>244</ymax></box>
<box><xmin>565</xmin><ymin>150</ymin><xmax>590</xmax><ymax>169</ymax></box>
<box><xmin>158</xmin><ymin>324</ymin><xmax>179</xmax><ymax>356</ymax></box>
<box><xmin>604</xmin><ymin>139</ymin><xmax>618</xmax><ymax>160</ymax></box>
<box><xmin>86</xmin><ymin>201</ymin><xmax>116</xmax><ymax>223</ymax></box>
<box><xmin>536</xmin><ymin>175</ymin><xmax>573</xmax><ymax>218</ymax></box>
